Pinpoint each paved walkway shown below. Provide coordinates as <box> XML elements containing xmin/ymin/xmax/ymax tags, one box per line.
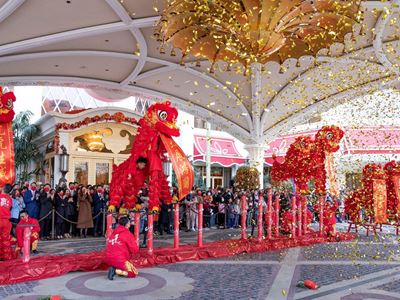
<box><xmin>2</xmin><ymin>223</ymin><xmax>400</xmax><ymax>300</ymax></box>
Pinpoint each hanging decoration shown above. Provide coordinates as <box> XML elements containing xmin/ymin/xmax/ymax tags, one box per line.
<box><xmin>0</xmin><ymin>87</ymin><xmax>16</xmax><ymax>188</ymax></box>
<box><xmin>234</xmin><ymin>166</ymin><xmax>260</xmax><ymax>190</ymax></box>
<box><xmin>384</xmin><ymin>161</ymin><xmax>400</xmax><ymax>219</ymax></box>
<box><xmin>271</xmin><ymin>125</ymin><xmax>344</xmax><ymax>195</ymax></box>
<box><xmin>155</xmin><ymin>0</ymin><xmax>362</xmax><ymax>69</ymax></box>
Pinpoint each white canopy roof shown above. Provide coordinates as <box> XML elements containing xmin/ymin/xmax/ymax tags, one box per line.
<box><xmin>0</xmin><ymin>0</ymin><xmax>398</xmax><ymax>144</ymax></box>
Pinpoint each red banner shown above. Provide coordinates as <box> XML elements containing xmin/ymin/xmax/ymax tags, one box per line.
<box><xmin>0</xmin><ymin>122</ymin><xmax>15</xmax><ymax>188</ymax></box>
<box><xmin>373</xmin><ymin>179</ymin><xmax>387</xmax><ymax>224</ymax></box>
<box><xmin>160</xmin><ymin>134</ymin><xmax>194</xmax><ymax>200</ymax></box>
<box><xmin>393</xmin><ymin>176</ymin><xmax>400</xmax><ymax>215</ymax></box>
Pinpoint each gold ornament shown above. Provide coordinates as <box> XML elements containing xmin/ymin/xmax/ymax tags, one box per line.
<box><xmin>156</xmin><ymin>0</ymin><xmax>362</xmax><ymax>68</ymax></box>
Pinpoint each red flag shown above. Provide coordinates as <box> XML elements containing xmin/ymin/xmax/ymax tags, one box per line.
<box><xmin>160</xmin><ymin>134</ymin><xmax>194</xmax><ymax>200</ymax></box>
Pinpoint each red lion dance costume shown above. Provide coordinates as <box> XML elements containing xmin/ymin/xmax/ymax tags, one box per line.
<box><xmin>109</xmin><ymin>101</ymin><xmax>193</xmax><ymax>212</ymax></box>
<box><xmin>271</xmin><ymin>126</ymin><xmax>344</xmax><ymax>195</ymax></box>
<box><xmin>271</xmin><ymin>126</ymin><xmax>344</xmax><ymax>235</ymax></box>
<box><xmin>345</xmin><ymin>163</ymin><xmax>386</xmax><ymax>223</ymax></box>
<box><xmin>0</xmin><ymin>87</ymin><xmax>16</xmax><ymax>261</ymax></box>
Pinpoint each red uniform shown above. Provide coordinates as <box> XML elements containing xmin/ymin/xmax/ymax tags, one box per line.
<box><xmin>0</xmin><ymin>193</ymin><xmax>13</xmax><ymax>260</ymax></box>
<box><xmin>105</xmin><ymin>225</ymin><xmax>139</xmax><ymax>277</ymax></box>
<box><xmin>16</xmin><ymin>216</ymin><xmax>40</xmax><ymax>251</ymax></box>
<box><xmin>323</xmin><ymin>201</ymin><xmax>338</xmax><ymax>236</ymax></box>
<box><xmin>282</xmin><ymin>210</ymin><xmax>294</xmax><ymax>233</ymax></box>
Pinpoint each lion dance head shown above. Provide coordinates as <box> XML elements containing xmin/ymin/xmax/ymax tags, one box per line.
<box><xmin>315</xmin><ymin>125</ymin><xmax>344</xmax><ymax>152</ymax></box>
<box><xmin>0</xmin><ymin>87</ymin><xmax>16</xmax><ymax>123</ymax></box>
<box><xmin>142</xmin><ymin>101</ymin><xmax>179</xmax><ymax>137</ymax></box>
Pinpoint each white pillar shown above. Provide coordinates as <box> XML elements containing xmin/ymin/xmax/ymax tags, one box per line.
<box><xmin>206</xmin><ymin>122</ymin><xmax>211</xmax><ymax>189</ymax></box>
<box><xmin>244</xmin><ymin>144</ymin><xmax>265</xmax><ymax>189</ymax></box>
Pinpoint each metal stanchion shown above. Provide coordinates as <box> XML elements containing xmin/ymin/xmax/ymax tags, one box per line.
<box><xmin>134</xmin><ymin>212</ymin><xmax>140</xmax><ymax>247</ymax></box>
<box><xmin>51</xmin><ymin>208</ymin><xmax>55</xmax><ymax>240</ymax></box>
<box><xmin>319</xmin><ymin>196</ymin><xmax>325</xmax><ymax>236</ymax></box>
<box><xmin>267</xmin><ymin>190</ymin><xmax>272</xmax><ymax>240</ymax></box>
<box><xmin>274</xmin><ymin>195</ymin><xmax>280</xmax><ymax>237</ymax></box>
<box><xmin>241</xmin><ymin>195</ymin><xmax>247</xmax><ymax>240</ymax></box>
<box><xmin>257</xmin><ymin>195</ymin><xmax>264</xmax><ymax>242</ymax></box>
<box><xmin>102</xmin><ymin>210</ymin><xmax>106</xmax><ymax>236</ymax></box>
<box><xmin>197</xmin><ymin>203</ymin><xmax>203</xmax><ymax>247</ymax></box>
<box><xmin>173</xmin><ymin>203</ymin><xmax>180</xmax><ymax>249</ymax></box>
<box><xmin>292</xmin><ymin>196</ymin><xmax>297</xmax><ymax>238</ymax></box>
<box><xmin>147</xmin><ymin>213</ymin><xmax>154</xmax><ymax>255</ymax></box>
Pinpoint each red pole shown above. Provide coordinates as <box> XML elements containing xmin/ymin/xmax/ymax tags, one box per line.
<box><xmin>134</xmin><ymin>212</ymin><xmax>140</xmax><ymax>248</ymax></box>
<box><xmin>257</xmin><ymin>194</ymin><xmax>264</xmax><ymax>242</ymax></box>
<box><xmin>173</xmin><ymin>203</ymin><xmax>180</xmax><ymax>249</ymax></box>
<box><xmin>241</xmin><ymin>195</ymin><xmax>247</xmax><ymax>240</ymax></box>
<box><xmin>197</xmin><ymin>203</ymin><xmax>203</xmax><ymax>247</ymax></box>
<box><xmin>106</xmin><ymin>214</ymin><xmax>113</xmax><ymax>238</ymax></box>
<box><xmin>274</xmin><ymin>195</ymin><xmax>280</xmax><ymax>237</ymax></box>
<box><xmin>147</xmin><ymin>213</ymin><xmax>154</xmax><ymax>255</ymax></box>
<box><xmin>291</xmin><ymin>196</ymin><xmax>297</xmax><ymax>238</ymax></box>
<box><xmin>319</xmin><ymin>196</ymin><xmax>325</xmax><ymax>237</ymax></box>
<box><xmin>22</xmin><ymin>227</ymin><xmax>31</xmax><ymax>263</ymax></box>
<box><xmin>303</xmin><ymin>197</ymin><xmax>308</xmax><ymax>234</ymax></box>
<box><xmin>267</xmin><ymin>190</ymin><xmax>272</xmax><ymax>240</ymax></box>
<box><xmin>297</xmin><ymin>197</ymin><xmax>302</xmax><ymax>237</ymax></box>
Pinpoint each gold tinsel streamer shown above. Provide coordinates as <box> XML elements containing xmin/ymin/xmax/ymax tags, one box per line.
<box><xmin>155</xmin><ymin>0</ymin><xmax>363</xmax><ymax>69</ymax></box>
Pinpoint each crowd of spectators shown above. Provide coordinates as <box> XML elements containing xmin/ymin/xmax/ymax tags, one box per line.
<box><xmin>7</xmin><ymin>181</ymin><xmax>346</xmax><ymax>244</ymax></box>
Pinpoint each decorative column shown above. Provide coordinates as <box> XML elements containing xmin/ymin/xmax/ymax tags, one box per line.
<box><xmin>197</xmin><ymin>202</ymin><xmax>203</xmax><ymax>247</ymax></box>
<box><xmin>106</xmin><ymin>214</ymin><xmax>113</xmax><ymax>238</ymax></box>
<box><xmin>302</xmin><ymin>197</ymin><xmax>308</xmax><ymax>234</ymax></box>
<box><xmin>267</xmin><ymin>189</ymin><xmax>272</xmax><ymax>240</ymax></box>
<box><xmin>173</xmin><ymin>203</ymin><xmax>180</xmax><ymax>249</ymax></box>
<box><xmin>241</xmin><ymin>195</ymin><xmax>247</xmax><ymax>240</ymax></box>
<box><xmin>244</xmin><ymin>144</ymin><xmax>265</xmax><ymax>189</ymax></box>
<box><xmin>257</xmin><ymin>194</ymin><xmax>264</xmax><ymax>242</ymax></box>
<box><xmin>134</xmin><ymin>212</ymin><xmax>140</xmax><ymax>247</ymax></box>
<box><xmin>147</xmin><ymin>214</ymin><xmax>154</xmax><ymax>255</ymax></box>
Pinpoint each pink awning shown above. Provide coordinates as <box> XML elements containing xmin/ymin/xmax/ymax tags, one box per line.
<box><xmin>343</xmin><ymin>127</ymin><xmax>400</xmax><ymax>155</ymax></box>
<box><xmin>264</xmin><ymin>130</ymin><xmax>318</xmax><ymax>165</ymax></box>
<box><xmin>193</xmin><ymin>135</ymin><xmax>246</xmax><ymax>167</ymax></box>
<box><xmin>264</xmin><ymin>127</ymin><xmax>400</xmax><ymax>165</ymax></box>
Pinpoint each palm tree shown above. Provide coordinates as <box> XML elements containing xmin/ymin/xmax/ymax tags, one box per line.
<box><xmin>13</xmin><ymin>111</ymin><xmax>42</xmax><ymax>182</ymax></box>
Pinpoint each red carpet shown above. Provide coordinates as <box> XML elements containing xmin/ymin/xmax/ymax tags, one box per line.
<box><xmin>0</xmin><ymin>232</ymin><xmax>354</xmax><ymax>285</ymax></box>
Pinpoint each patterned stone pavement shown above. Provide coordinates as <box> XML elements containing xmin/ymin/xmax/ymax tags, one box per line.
<box><xmin>2</xmin><ymin>224</ymin><xmax>400</xmax><ymax>300</ymax></box>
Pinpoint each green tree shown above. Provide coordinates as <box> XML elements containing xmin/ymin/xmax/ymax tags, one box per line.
<box><xmin>13</xmin><ymin>111</ymin><xmax>42</xmax><ymax>182</ymax></box>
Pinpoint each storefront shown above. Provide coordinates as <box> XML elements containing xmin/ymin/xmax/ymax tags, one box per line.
<box><xmin>34</xmin><ymin>107</ymin><xmax>141</xmax><ymax>186</ymax></box>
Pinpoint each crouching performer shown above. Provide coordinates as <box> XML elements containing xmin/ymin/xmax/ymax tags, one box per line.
<box><xmin>16</xmin><ymin>210</ymin><xmax>40</xmax><ymax>254</ymax></box>
<box><xmin>106</xmin><ymin>216</ymin><xmax>139</xmax><ymax>280</ymax></box>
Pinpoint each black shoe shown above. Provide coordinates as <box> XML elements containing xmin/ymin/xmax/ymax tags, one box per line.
<box><xmin>107</xmin><ymin>267</ymin><xmax>116</xmax><ymax>280</ymax></box>
<box><xmin>32</xmin><ymin>250</ymin><xmax>39</xmax><ymax>255</ymax></box>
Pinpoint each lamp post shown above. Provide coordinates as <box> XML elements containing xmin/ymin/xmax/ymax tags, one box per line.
<box><xmin>58</xmin><ymin>145</ymin><xmax>69</xmax><ymax>187</ymax></box>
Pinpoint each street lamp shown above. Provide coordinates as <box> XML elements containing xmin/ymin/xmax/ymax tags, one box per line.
<box><xmin>163</xmin><ymin>155</ymin><xmax>171</xmax><ymax>177</ymax></box>
<box><xmin>59</xmin><ymin>145</ymin><xmax>70</xmax><ymax>187</ymax></box>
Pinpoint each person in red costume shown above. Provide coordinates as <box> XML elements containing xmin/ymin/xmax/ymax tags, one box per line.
<box><xmin>106</xmin><ymin>216</ymin><xmax>139</xmax><ymax>280</ymax></box>
<box><xmin>0</xmin><ymin>184</ymin><xmax>14</xmax><ymax>261</ymax></box>
<box><xmin>109</xmin><ymin>157</ymin><xmax>148</xmax><ymax>211</ymax></box>
<box><xmin>323</xmin><ymin>199</ymin><xmax>339</xmax><ymax>237</ymax></box>
<box><xmin>282</xmin><ymin>209</ymin><xmax>294</xmax><ymax>234</ymax></box>
<box><xmin>16</xmin><ymin>210</ymin><xmax>41</xmax><ymax>254</ymax></box>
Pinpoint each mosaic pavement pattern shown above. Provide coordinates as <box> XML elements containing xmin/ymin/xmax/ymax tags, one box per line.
<box><xmin>2</xmin><ymin>225</ymin><xmax>400</xmax><ymax>299</ymax></box>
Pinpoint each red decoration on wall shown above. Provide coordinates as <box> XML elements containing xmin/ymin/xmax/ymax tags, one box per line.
<box><xmin>53</xmin><ymin>112</ymin><xmax>138</xmax><ymax>153</ymax></box>
<box><xmin>0</xmin><ymin>87</ymin><xmax>16</xmax><ymax>188</ymax></box>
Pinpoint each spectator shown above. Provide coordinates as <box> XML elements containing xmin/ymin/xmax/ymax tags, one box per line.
<box><xmin>55</xmin><ymin>188</ymin><xmax>67</xmax><ymax>239</ymax></box>
<box><xmin>93</xmin><ymin>186</ymin><xmax>106</xmax><ymax>237</ymax></box>
<box><xmin>38</xmin><ymin>184</ymin><xmax>53</xmax><ymax>239</ymax></box>
<box><xmin>23</xmin><ymin>182</ymin><xmax>40</xmax><ymax>219</ymax></box>
<box><xmin>10</xmin><ymin>189</ymin><xmax>25</xmax><ymax>236</ymax></box>
<box><xmin>77</xmin><ymin>187</ymin><xmax>93</xmax><ymax>238</ymax></box>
